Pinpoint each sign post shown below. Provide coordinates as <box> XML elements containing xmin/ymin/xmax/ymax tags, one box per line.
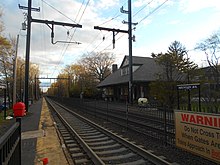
<box><xmin>177</xmin><ymin>83</ymin><xmax>200</xmax><ymax>111</ymax></box>
<box><xmin>175</xmin><ymin>111</ymin><xmax>220</xmax><ymax>163</ymax></box>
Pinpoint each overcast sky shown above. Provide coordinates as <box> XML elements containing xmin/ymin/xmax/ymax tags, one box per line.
<box><xmin>1</xmin><ymin>0</ymin><xmax>220</xmax><ymax>87</ymax></box>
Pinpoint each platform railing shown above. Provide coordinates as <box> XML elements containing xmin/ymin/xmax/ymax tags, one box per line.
<box><xmin>0</xmin><ymin>119</ymin><xmax>21</xmax><ymax>165</ymax></box>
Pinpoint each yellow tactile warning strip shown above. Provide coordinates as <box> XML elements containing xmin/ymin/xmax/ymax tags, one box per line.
<box><xmin>34</xmin><ymin>98</ymin><xmax>69</xmax><ymax>165</ymax></box>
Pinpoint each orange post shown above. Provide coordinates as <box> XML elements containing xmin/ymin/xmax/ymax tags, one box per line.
<box><xmin>42</xmin><ymin>158</ymin><xmax>48</xmax><ymax>165</ymax></box>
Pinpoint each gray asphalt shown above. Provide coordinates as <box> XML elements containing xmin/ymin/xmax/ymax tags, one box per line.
<box><xmin>21</xmin><ymin>99</ymin><xmax>43</xmax><ymax>165</ymax></box>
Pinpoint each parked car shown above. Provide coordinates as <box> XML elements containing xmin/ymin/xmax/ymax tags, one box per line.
<box><xmin>0</xmin><ymin>102</ymin><xmax>9</xmax><ymax>112</ymax></box>
<box><xmin>138</xmin><ymin>98</ymin><xmax>149</xmax><ymax>107</ymax></box>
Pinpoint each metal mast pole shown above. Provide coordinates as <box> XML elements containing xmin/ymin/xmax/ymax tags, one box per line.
<box><xmin>128</xmin><ymin>0</ymin><xmax>133</xmax><ymax>104</ymax></box>
<box><xmin>24</xmin><ymin>0</ymin><xmax>32</xmax><ymax>112</ymax></box>
<box><xmin>13</xmin><ymin>34</ymin><xmax>19</xmax><ymax>105</ymax></box>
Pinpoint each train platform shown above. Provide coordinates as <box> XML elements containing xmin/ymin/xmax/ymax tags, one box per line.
<box><xmin>20</xmin><ymin>98</ymin><xmax>68</xmax><ymax>165</ymax></box>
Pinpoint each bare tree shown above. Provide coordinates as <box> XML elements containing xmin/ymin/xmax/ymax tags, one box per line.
<box><xmin>0</xmin><ymin>36</ymin><xmax>14</xmax><ymax>106</ymax></box>
<box><xmin>80</xmin><ymin>52</ymin><xmax>115</xmax><ymax>82</ymax></box>
<box><xmin>0</xmin><ymin>9</ymin><xmax>4</xmax><ymax>33</ymax></box>
<box><xmin>196</xmin><ymin>31</ymin><xmax>220</xmax><ymax>113</ymax></box>
<box><xmin>60</xmin><ymin>64</ymin><xmax>86</xmax><ymax>97</ymax></box>
<box><xmin>54</xmin><ymin>52</ymin><xmax>115</xmax><ymax>98</ymax></box>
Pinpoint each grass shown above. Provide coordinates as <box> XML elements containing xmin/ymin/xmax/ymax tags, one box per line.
<box><xmin>0</xmin><ymin>109</ymin><xmax>13</xmax><ymax>124</ymax></box>
<box><xmin>179</xmin><ymin>102</ymin><xmax>220</xmax><ymax>113</ymax></box>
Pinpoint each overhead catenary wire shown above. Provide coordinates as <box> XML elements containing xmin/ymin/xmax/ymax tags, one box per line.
<box><xmin>84</xmin><ymin>0</ymin><xmax>160</xmax><ymax>56</ymax></box>
<box><xmin>80</xmin><ymin>2</ymin><xmax>131</xmax><ymax>57</ymax></box>
<box><xmin>102</xmin><ymin>0</ymin><xmax>169</xmax><ymax>51</ymax></box>
<box><xmin>51</xmin><ymin>0</ymin><xmax>91</xmax><ymax>77</ymax></box>
<box><xmin>138</xmin><ymin>0</ymin><xmax>169</xmax><ymax>24</ymax></box>
<box><xmin>133</xmin><ymin>0</ymin><xmax>155</xmax><ymax>17</ymax></box>
<box><xmin>80</xmin><ymin>1</ymin><xmax>128</xmax><ymax>54</ymax></box>
<box><xmin>88</xmin><ymin>0</ymin><xmax>155</xmax><ymax>54</ymax></box>
<box><xmin>41</xmin><ymin>0</ymin><xmax>77</xmax><ymax>24</ymax></box>
<box><xmin>45</xmin><ymin>0</ymin><xmax>87</xmax><ymax>76</ymax></box>
<box><xmin>74</xmin><ymin>0</ymin><xmax>86</xmax><ymax>23</ymax></box>
<box><xmin>34</xmin><ymin>0</ymin><xmax>77</xmax><ymax>78</ymax></box>
<box><xmin>33</xmin><ymin>0</ymin><xmax>169</xmax><ymax>79</ymax></box>
<box><xmin>40</xmin><ymin>0</ymin><xmax>83</xmax><ymax>73</ymax></box>
<box><xmin>60</xmin><ymin>0</ymin><xmax>91</xmax><ymax>55</ymax></box>
<box><xmin>43</xmin><ymin>0</ymin><xmax>167</xmax><ymax>64</ymax></box>
<box><xmin>88</xmin><ymin>0</ymin><xmax>170</xmax><ymax>56</ymax></box>
<box><xmin>39</xmin><ymin>1</ymin><xmax>47</xmax><ymax>78</ymax></box>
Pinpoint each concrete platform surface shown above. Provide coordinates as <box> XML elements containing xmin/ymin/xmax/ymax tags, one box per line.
<box><xmin>21</xmin><ymin>98</ymin><xmax>68</xmax><ymax>165</ymax></box>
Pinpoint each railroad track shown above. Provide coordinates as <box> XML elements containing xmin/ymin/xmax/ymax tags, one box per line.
<box><xmin>52</xmin><ymin>97</ymin><xmax>175</xmax><ymax>145</ymax></box>
<box><xmin>46</xmin><ymin>98</ymin><xmax>173</xmax><ymax>165</ymax></box>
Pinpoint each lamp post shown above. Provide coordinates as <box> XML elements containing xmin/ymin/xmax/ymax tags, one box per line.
<box><xmin>20</xmin><ymin>64</ymin><xmax>25</xmax><ymax>102</ymax></box>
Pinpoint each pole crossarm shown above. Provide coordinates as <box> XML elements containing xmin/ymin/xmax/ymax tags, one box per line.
<box><xmin>31</xmin><ymin>18</ymin><xmax>82</xmax><ymax>44</ymax></box>
<box><xmin>23</xmin><ymin>0</ymin><xmax>82</xmax><ymax>112</ymax></box>
<box><xmin>120</xmin><ymin>6</ymin><xmax>129</xmax><ymax>14</ymax></box>
<box><xmin>36</xmin><ymin>77</ymin><xmax>69</xmax><ymax>80</ymax></box>
<box><xmin>94</xmin><ymin>26</ymin><xmax>128</xmax><ymax>33</ymax></box>
<box><xmin>31</xmin><ymin>18</ymin><xmax>82</xmax><ymax>28</ymax></box>
<box><xmin>94</xmin><ymin>26</ymin><xmax>128</xmax><ymax>49</ymax></box>
<box><xmin>122</xmin><ymin>20</ymin><xmax>138</xmax><ymax>26</ymax></box>
<box><xmin>18</xmin><ymin>4</ymin><xmax>40</xmax><ymax>12</ymax></box>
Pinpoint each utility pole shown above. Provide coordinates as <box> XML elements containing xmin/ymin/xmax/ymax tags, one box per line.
<box><xmin>24</xmin><ymin>0</ymin><xmax>32</xmax><ymax>112</ymax></box>
<box><xmin>121</xmin><ymin>0</ymin><xmax>134</xmax><ymax>104</ymax></box>
<box><xmin>21</xmin><ymin>0</ymin><xmax>82</xmax><ymax>112</ymax></box>
<box><xmin>94</xmin><ymin>0</ymin><xmax>134</xmax><ymax>104</ymax></box>
<box><xmin>13</xmin><ymin>35</ymin><xmax>19</xmax><ymax>106</ymax></box>
<box><xmin>128</xmin><ymin>0</ymin><xmax>133</xmax><ymax>104</ymax></box>
<box><xmin>34</xmin><ymin>74</ymin><xmax>37</xmax><ymax>100</ymax></box>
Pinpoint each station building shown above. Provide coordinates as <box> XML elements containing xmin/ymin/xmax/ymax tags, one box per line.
<box><xmin>97</xmin><ymin>55</ymin><xmax>163</xmax><ymax>102</ymax></box>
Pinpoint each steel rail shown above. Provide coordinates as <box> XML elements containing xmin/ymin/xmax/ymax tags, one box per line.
<box><xmin>47</xmin><ymin>98</ymin><xmax>173</xmax><ymax>165</ymax></box>
<box><xmin>61</xmin><ymin>98</ymin><xmax>175</xmax><ymax>144</ymax></box>
<box><xmin>46</xmin><ymin>98</ymin><xmax>105</xmax><ymax>165</ymax></box>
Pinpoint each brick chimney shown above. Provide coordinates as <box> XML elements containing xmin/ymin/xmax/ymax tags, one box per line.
<box><xmin>112</xmin><ymin>64</ymin><xmax>118</xmax><ymax>73</ymax></box>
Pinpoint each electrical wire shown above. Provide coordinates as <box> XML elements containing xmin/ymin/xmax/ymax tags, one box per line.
<box><xmin>133</xmin><ymin>0</ymin><xmax>155</xmax><ymax>17</ymax></box>
<box><xmin>88</xmin><ymin>0</ymin><xmax>169</xmax><ymax>56</ymax></box>
<box><xmin>55</xmin><ymin>3</ymin><xmax>113</xmax><ymax>74</ymax></box>
<box><xmin>38</xmin><ymin>0</ymin><xmax>82</xmax><ymax>77</ymax></box>
<box><xmin>98</xmin><ymin>14</ymin><xmax>123</xmax><ymax>26</ymax></box>
<box><xmin>74</xmin><ymin>0</ymin><xmax>85</xmax><ymax>23</ymax></box>
<box><xmin>51</xmin><ymin>0</ymin><xmax>91</xmax><ymax>77</ymax></box>
<box><xmin>35</xmin><ymin>0</ymin><xmax>169</xmax><ymax>79</ymax></box>
<box><xmin>56</xmin><ymin>0</ymin><xmax>86</xmax><ymax>68</ymax></box>
<box><xmin>80</xmin><ymin>1</ymin><xmax>128</xmax><ymax>56</ymax></box>
<box><xmin>138</xmin><ymin>0</ymin><xmax>169</xmax><ymax>24</ymax></box>
<box><xmin>41</xmin><ymin>0</ymin><xmax>77</xmax><ymax>23</ymax></box>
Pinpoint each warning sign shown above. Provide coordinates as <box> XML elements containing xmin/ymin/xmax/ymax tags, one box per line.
<box><xmin>175</xmin><ymin>111</ymin><xmax>220</xmax><ymax>163</ymax></box>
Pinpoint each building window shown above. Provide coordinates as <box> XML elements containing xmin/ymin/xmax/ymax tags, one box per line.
<box><xmin>133</xmin><ymin>65</ymin><xmax>140</xmax><ymax>72</ymax></box>
<box><xmin>121</xmin><ymin>67</ymin><xmax>129</xmax><ymax>76</ymax></box>
<box><xmin>120</xmin><ymin>65</ymin><xmax>141</xmax><ymax>76</ymax></box>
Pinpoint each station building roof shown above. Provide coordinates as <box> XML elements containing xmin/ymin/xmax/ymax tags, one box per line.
<box><xmin>97</xmin><ymin>55</ymin><xmax>163</xmax><ymax>88</ymax></box>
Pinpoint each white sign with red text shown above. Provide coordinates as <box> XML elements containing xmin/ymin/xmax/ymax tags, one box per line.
<box><xmin>175</xmin><ymin>111</ymin><xmax>220</xmax><ymax>163</ymax></box>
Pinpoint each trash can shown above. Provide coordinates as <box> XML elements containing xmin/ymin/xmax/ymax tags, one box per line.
<box><xmin>13</xmin><ymin>102</ymin><xmax>26</xmax><ymax>117</ymax></box>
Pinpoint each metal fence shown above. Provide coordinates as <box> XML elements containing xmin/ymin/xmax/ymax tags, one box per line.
<box><xmin>0</xmin><ymin>119</ymin><xmax>21</xmax><ymax>165</ymax></box>
<box><xmin>50</xmin><ymin>97</ymin><xmax>176</xmax><ymax>145</ymax></box>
